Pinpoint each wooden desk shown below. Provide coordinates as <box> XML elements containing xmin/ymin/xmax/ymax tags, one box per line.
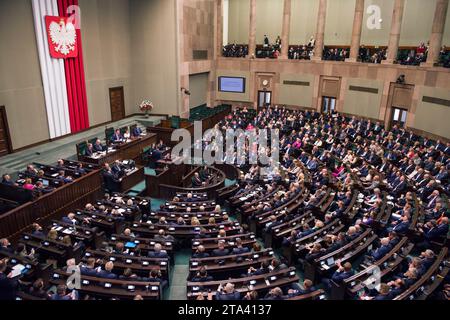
<box><xmin>0</xmin><ymin>167</ymin><xmax>103</xmax><ymax>240</ymax></box>
<box><xmin>78</xmin><ymin>134</ymin><xmax>157</xmax><ymax>165</ymax></box>
<box><xmin>118</xmin><ymin>166</ymin><xmax>145</xmax><ymax>193</ymax></box>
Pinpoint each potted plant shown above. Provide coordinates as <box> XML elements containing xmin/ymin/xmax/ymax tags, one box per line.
<box><xmin>140</xmin><ymin>100</ymin><xmax>153</xmax><ymax>118</ymax></box>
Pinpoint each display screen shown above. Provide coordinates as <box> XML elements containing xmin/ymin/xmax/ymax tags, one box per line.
<box><xmin>218</xmin><ymin>77</ymin><xmax>246</xmax><ymax>93</ymax></box>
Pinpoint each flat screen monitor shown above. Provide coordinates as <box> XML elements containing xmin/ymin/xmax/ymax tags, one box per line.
<box><xmin>218</xmin><ymin>77</ymin><xmax>246</xmax><ymax>93</ymax></box>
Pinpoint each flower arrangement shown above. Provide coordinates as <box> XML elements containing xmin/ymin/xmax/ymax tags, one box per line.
<box><xmin>140</xmin><ymin>100</ymin><xmax>153</xmax><ymax>118</ymax></box>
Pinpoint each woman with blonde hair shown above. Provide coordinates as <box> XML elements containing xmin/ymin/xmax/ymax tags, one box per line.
<box><xmin>191</xmin><ymin>217</ymin><xmax>200</xmax><ymax>226</ymax></box>
<box><xmin>47</xmin><ymin>228</ymin><xmax>58</xmax><ymax>240</ymax></box>
<box><xmin>23</xmin><ymin>178</ymin><xmax>35</xmax><ymax>190</ymax></box>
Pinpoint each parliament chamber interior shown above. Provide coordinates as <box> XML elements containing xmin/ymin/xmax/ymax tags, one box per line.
<box><xmin>0</xmin><ymin>0</ymin><xmax>450</xmax><ymax>305</ymax></box>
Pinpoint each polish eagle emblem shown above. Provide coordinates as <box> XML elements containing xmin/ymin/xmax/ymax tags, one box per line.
<box><xmin>48</xmin><ymin>19</ymin><xmax>77</xmax><ymax>56</ymax></box>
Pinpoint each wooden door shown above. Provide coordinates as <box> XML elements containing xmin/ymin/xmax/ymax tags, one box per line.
<box><xmin>0</xmin><ymin>106</ymin><xmax>12</xmax><ymax>156</ymax></box>
<box><xmin>109</xmin><ymin>87</ymin><xmax>125</xmax><ymax>122</ymax></box>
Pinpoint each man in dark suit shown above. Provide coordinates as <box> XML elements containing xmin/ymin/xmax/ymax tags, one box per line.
<box><xmin>85</xmin><ymin>143</ymin><xmax>94</xmax><ymax>157</ymax></box>
<box><xmin>75</xmin><ymin>163</ymin><xmax>86</xmax><ymax>176</ymax></box>
<box><xmin>1</xmin><ymin>174</ymin><xmax>16</xmax><ymax>186</ymax></box>
<box><xmin>61</xmin><ymin>212</ymin><xmax>77</xmax><ymax>225</ymax></box>
<box><xmin>80</xmin><ymin>258</ymin><xmax>98</xmax><ymax>277</ymax></box>
<box><xmin>93</xmin><ymin>139</ymin><xmax>105</xmax><ymax>152</ymax></box>
<box><xmin>56</xmin><ymin>170</ymin><xmax>73</xmax><ymax>184</ymax></box>
<box><xmin>111</xmin><ymin>129</ymin><xmax>124</xmax><ymax>144</ymax></box>
<box><xmin>370</xmin><ymin>237</ymin><xmax>391</xmax><ymax>261</ymax></box>
<box><xmin>111</xmin><ymin>160</ymin><xmax>123</xmax><ymax>177</ymax></box>
<box><xmin>192</xmin><ymin>245</ymin><xmax>210</xmax><ymax>258</ymax></box>
<box><xmin>191</xmin><ymin>267</ymin><xmax>213</xmax><ymax>282</ymax></box>
<box><xmin>231</xmin><ymin>238</ymin><xmax>249</xmax><ymax>255</ymax></box>
<box><xmin>0</xmin><ymin>260</ymin><xmax>17</xmax><ymax>300</ymax></box>
<box><xmin>31</xmin><ymin>223</ymin><xmax>45</xmax><ymax>238</ymax></box>
<box><xmin>215</xmin><ymin>283</ymin><xmax>241</xmax><ymax>300</ymax></box>
<box><xmin>148</xmin><ymin>243</ymin><xmax>168</xmax><ymax>258</ymax></box>
<box><xmin>0</xmin><ymin>238</ymin><xmax>13</xmax><ymax>254</ymax></box>
<box><xmin>331</xmin><ymin>262</ymin><xmax>354</xmax><ymax>283</ymax></box>
<box><xmin>97</xmin><ymin>261</ymin><xmax>117</xmax><ymax>279</ymax></box>
<box><xmin>387</xmin><ymin>215</ymin><xmax>410</xmax><ymax>235</ymax></box>
<box><xmin>102</xmin><ymin>163</ymin><xmax>121</xmax><ymax>192</ymax></box>
<box><xmin>286</xmin><ymin>279</ymin><xmax>316</xmax><ymax>297</ymax></box>
<box><xmin>132</xmin><ymin>126</ymin><xmax>143</xmax><ymax>137</ymax></box>
<box><xmin>26</xmin><ymin>165</ymin><xmax>38</xmax><ymax>177</ymax></box>
<box><xmin>192</xmin><ymin>172</ymin><xmax>203</xmax><ymax>187</ymax></box>
<box><xmin>212</xmin><ymin>241</ymin><xmax>230</xmax><ymax>257</ymax></box>
<box><xmin>425</xmin><ymin>218</ymin><xmax>448</xmax><ymax>240</ymax></box>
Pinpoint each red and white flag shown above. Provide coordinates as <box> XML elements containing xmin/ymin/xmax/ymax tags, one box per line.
<box><xmin>32</xmin><ymin>0</ymin><xmax>89</xmax><ymax>138</ymax></box>
<box><xmin>45</xmin><ymin>16</ymin><xmax>78</xmax><ymax>59</ymax></box>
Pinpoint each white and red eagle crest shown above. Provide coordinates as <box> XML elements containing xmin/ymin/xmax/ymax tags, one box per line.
<box><xmin>45</xmin><ymin>16</ymin><xmax>78</xmax><ymax>59</ymax></box>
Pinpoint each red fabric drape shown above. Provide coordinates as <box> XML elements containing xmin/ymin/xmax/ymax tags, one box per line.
<box><xmin>58</xmin><ymin>0</ymin><xmax>89</xmax><ymax>132</ymax></box>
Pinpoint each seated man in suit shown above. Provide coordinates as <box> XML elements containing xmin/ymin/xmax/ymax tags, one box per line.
<box><xmin>156</xmin><ymin>139</ymin><xmax>166</xmax><ymax>151</ymax></box>
<box><xmin>325</xmin><ymin>262</ymin><xmax>354</xmax><ymax>289</ymax></box>
<box><xmin>363</xmin><ymin>283</ymin><xmax>392</xmax><ymax>300</ymax></box>
<box><xmin>93</xmin><ymin>139</ymin><xmax>105</xmax><ymax>152</ymax></box>
<box><xmin>232</xmin><ymin>238</ymin><xmax>250</xmax><ymax>255</ymax></box>
<box><xmin>386</xmin><ymin>215</ymin><xmax>410</xmax><ymax>235</ymax></box>
<box><xmin>111</xmin><ymin>129</ymin><xmax>124</xmax><ymax>144</ymax></box>
<box><xmin>1</xmin><ymin>174</ymin><xmax>17</xmax><ymax>186</ymax></box>
<box><xmin>85</xmin><ymin>143</ymin><xmax>95</xmax><ymax>157</ymax></box>
<box><xmin>56</xmin><ymin>159</ymin><xmax>65</xmax><ymax>169</ymax></box>
<box><xmin>56</xmin><ymin>170</ymin><xmax>73</xmax><ymax>184</ymax></box>
<box><xmin>26</xmin><ymin>164</ymin><xmax>38</xmax><ymax>176</ymax></box>
<box><xmin>192</xmin><ymin>172</ymin><xmax>204</xmax><ymax>187</ymax></box>
<box><xmin>97</xmin><ymin>261</ymin><xmax>117</xmax><ymax>279</ymax></box>
<box><xmin>215</xmin><ymin>283</ymin><xmax>241</xmax><ymax>300</ymax></box>
<box><xmin>50</xmin><ymin>284</ymin><xmax>78</xmax><ymax>301</ymax></box>
<box><xmin>154</xmin><ymin>229</ymin><xmax>175</xmax><ymax>243</ymax></box>
<box><xmin>191</xmin><ymin>267</ymin><xmax>213</xmax><ymax>282</ymax></box>
<box><xmin>148</xmin><ymin>243</ymin><xmax>168</xmax><ymax>258</ymax></box>
<box><xmin>286</xmin><ymin>279</ymin><xmax>316</xmax><ymax>298</ymax></box>
<box><xmin>418</xmin><ymin>217</ymin><xmax>449</xmax><ymax>244</ymax></box>
<box><xmin>31</xmin><ymin>223</ymin><xmax>45</xmax><ymax>238</ymax></box>
<box><xmin>369</xmin><ymin>237</ymin><xmax>392</xmax><ymax>261</ymax></box>
<box><xmin>0</xmin><ymin>260</ymin><xmax>19</xmax><ymax>300</ymax></box>
<box><xmin>131</xmin><ymin>125</ymin><xmax>143</xmax><ymax>137</ymax></box>
<box><xmin>212</xmin><ymin>241</ymin><xmax>230</xmax><ymax>257</ymax></box>
<box><xmin>75</xmin><ymin>163</ymin><xmax>86</xmax><ymax>176</ymax></box>
<box><xmin>0</xmin><ymin>238</ymin><xmax>13</xmax><ymax>254</ymax></box>
<box><xmin>199</xmin><ymin>166</ymin><xmax>210</xmax><ymax>182</ymax></box>
<box><xmin>193</xmin><ymin>245</ymin><xmax>210</xmax><ymax>258</ymax></box>
<box><xmin>264</xmin><ymin>287</ymin><xmax>284</xmax><ymax>300</ymax></box>
<box><xmin>246</xmin><ymin>261</ymin><xmax>270</xmax><ymax>277</ymax></box>
<box><xmin>143</xmin><ymin>269</ymin><xmax>168</xmax><ymax>288</ymax></box>
<box><xmin>80</xmin><ymin>258</ymin><xmax>98</xmax><ymax>277</ymax></box>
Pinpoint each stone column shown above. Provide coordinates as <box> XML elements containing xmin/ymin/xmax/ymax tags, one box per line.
<box><xmin>346</xmin><ymin>0</ymin><xmax>365</xmax><ymax>62</ymax></box>
<box><xmin>216</xmin><ymin>0</ymin><xmax>224</xmax><ymax>59</ymax></box>
<box><xmin>248</xmin><ymin>0</ymin><xmax>257</xmax><ymax>58</ymax></box>
<box><xmin>312</xmin><ymin>0</ymin><xmax>327</xmax><ymax>61</ymax></box>
<box><xmin>422</xmin><ymin>0</ymin><xmax>449</xmax><ymax>67</ymax></box>
<box><xmin>280</xmin><ymin>0</ymin><xmax>292</xmax><ymax>59</ymax></box>
<box><xmin>383</xmin><ymin>0</ymin><xmax>405</xmax><ymax>64</ymax></box>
